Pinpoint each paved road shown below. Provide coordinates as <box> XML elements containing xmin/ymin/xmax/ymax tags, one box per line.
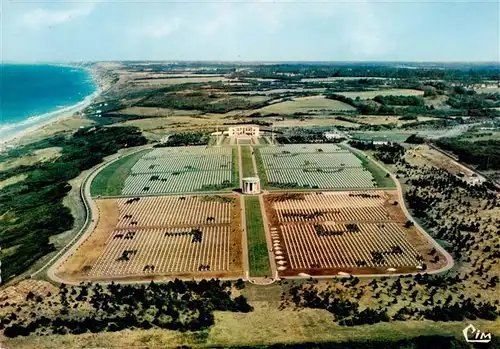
<box><xmin>42</xmin><ymin>143</ymin><xmax>454</xmax><ymax>286</ymax></box>
<box><xmin>342</xmin><ymin>143</ymin><xmax>455</xmax><ymax>276</ymax></box>
<box><xmin>43</xmin><ymin>146</ymin><xmax>152</xmax><ymax>284</ymax></box>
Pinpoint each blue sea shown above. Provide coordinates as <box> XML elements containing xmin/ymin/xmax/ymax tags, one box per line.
<box><xmin>0</xmin><ymin>64</ymin><xmax>97</xmax><ymax>141</ymax></box>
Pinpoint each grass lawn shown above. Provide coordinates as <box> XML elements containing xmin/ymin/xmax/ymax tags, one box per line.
<box><xmin>245</xmin><ymin>196</ymin><xmax>271</xmax><ymax>277</ymax></box>
<box><xmin>346</xmin><ymin>146</ymin><xmax>396</xmax><ymax>188</ymax></box>
<box><xmin>241</xmin><ymin>146</ymin><xmax>255</xmax><ymax>178</ymax></box>
<box><xmin>90</xmin><ymin>149</ymin><xmax>150</xmax><ymax>197</ymax></box>
<box><xmin>253</xmin><ymin>149</ymin><xmax>271</xmax><ymax>188</ymax></box>
<box><xmin>232</xmin><ymin>147</ymin><xmax>240</xmax><ymax>186</ymax></box>
<box><xmin>258</xmin><ymin>137</ymin><xmax>269</xmax><ymax>145</ymax></box>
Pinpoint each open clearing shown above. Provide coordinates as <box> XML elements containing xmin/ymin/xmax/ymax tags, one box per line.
<box><xmin>337</xmin><ymin>89</ymin><xmax>424</xmax><ymax>99</ymax></box>
<box><xmin>6</xmin><ymin>305</ymin><xmax>500</xmax><ymax>349</ymax></box>
<box><xmin>301</xmin><ymin>77</ymin><xmax>386</xmax><ymax>82</ymax></box>
<box><xmin>0</xmin><ymin>146</ymin><xmax>62</xmax><ymax>171</ymax></box>
<box><xmin>263</xmin><ymin>191</ymin><xmax>446</xmax><ymax>277</ymax></box>
<box><xmin>12</xmin><ymin>116</ymin><xmax>94</xmax><ymax>146</ymax></box>
<box><xmin>228</xmin><ymin>88</ymin><xmax>327</xmax><ymax>95</ymax></box>
<box><xmin>132</xmin><ymin>76</ymin><xmax>231</xmax><ymax>86</ymax></box>
<box><xmin>405</xmin><ymin>144</ymin><xmax>484</xmax><ymax>184</ymax></box>
<box><xmin>269</xmin><ymin>117</ymin><xmax>361</xmax><ymax>128</ymax></box>
<box><xmin>349</xmin><ymin>131</ymin><xmax>414</xmax><ymax>143</ymax></box>
<box><xmin>56</xmin><ymin>195</ymin><xmax>243</xmax><ymax>282</ymax></box>
<box><xmin>346</xmin><ymin>115</ymin><xmax>437</xmax><ymax>126</ymax></box>
<box><xmin>255</xmin><ymin>95</ymin><xmax>356</xmax><ymax>114</ymax></box>
<box><xmin>118</xmin><ymin>115</ymin><xmax>221</xmax><ymax>139</ymax></box>
<box><xmin>0</xmin><ymin>174</ymin><xmax>27</xmax><ymax>190</ymax></box>
<box><xmin>112</xmin><ymin>106</ymin><xmax>201</xmax><ymax>117</ymax></box>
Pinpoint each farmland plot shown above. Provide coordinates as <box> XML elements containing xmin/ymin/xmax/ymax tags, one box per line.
<box><xmin>57</xmin><ymin>195</ymin><xmax>243</xmax><ymax>281</ymax></box>
<box><xmin>121</xmin><ymin>146</ymin><xmax>236</xmax><ymax>195</ymax></box>
<box><xmin>257</xmin><ymin>144</ymin><xmax>375</xmax><ymax>189</ymax></box>
<box><xmin>263</xmin><ymin>191</ymin><xmax>447</xmax><ymax>276</ymax></box>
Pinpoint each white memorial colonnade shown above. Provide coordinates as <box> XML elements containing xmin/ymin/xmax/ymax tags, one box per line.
<box><xmin>242</xmin><ymin>177</ymin><xmax>261</xmax><ymax>194</ymax></box>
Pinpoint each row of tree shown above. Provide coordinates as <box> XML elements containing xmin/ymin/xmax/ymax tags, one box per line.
<box><xmin>2</xmin><ymin>279</ymin><xmax>252</xmax><ymax>338</ymax></box>
<box><xmin>0</xmin><ymin>126</ymin><xmax>147</xmax><ymax>281</ymax></box>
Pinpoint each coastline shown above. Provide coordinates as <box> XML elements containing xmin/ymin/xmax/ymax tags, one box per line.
<box><xmin>0</xmin><ymin>65</ymin><xmax>105</xmax><ymax>148</ymax></box>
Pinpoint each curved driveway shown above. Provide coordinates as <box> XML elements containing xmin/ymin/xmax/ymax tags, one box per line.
<box><xmin>41</xmin><ymin>143</ymin><xmax>454</xmax><ymax>285</ymax></box>
<box><xmin>341</xmin><ymin>143</ymin><xmax>455</xmax><ymax>277</ymax></box>
<box><xmin>40</xmin><ymin>146</ymin><xmax>151</xmax><ymax>285</ymax></box>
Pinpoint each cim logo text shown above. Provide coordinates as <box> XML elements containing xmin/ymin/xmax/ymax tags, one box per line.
<box><xmin>463</xmin><ymin>324</ymin><xmax>492</xmax><ymax>344</ymax></box>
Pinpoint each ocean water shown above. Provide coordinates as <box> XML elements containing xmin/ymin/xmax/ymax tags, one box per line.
<box><xmin>0</xmin><ymin>64</ymin><xmax>96</xmax><ymax>141</ymax></box>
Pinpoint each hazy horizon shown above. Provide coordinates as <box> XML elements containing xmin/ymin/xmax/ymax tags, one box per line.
<box><xmin>2</xmin><ymin>60</ymin><xmax>500</xmax><ymax>65</ymax></box>
<box><xmin>2</xmin><ymin>0</ymin><xmax>498</xmax><ymax>63</ymax></box>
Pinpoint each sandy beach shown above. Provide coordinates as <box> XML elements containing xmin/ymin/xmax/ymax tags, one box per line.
<box><xmin>0</xmin><ymin>66</ymin><xmax>107</xmax><ymax>149</ymax></box>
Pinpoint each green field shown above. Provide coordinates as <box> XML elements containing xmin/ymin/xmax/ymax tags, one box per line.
<box><xmin>346</xmin><ymin>146</ymin><xmax>396</xmax><ymax>188</ymax></box>
<box><xmin>90</xmin><ymin>149</ymin><xmax>150</xmax><ymax>197</ymax></box>
<box><xmin>241</xmin><ymin>146</ymin><xmax>255</xmax><ymax>178</ymax></box>
<box><xmin>337</xmin><ymin>88</ymin><xmax>424</xmax><ymax>99</ymax></box>
<box><xmin>232</xmin><ymin>147</ymin><xmax>240</xmax><ymax>187</ymax></box>
<box><xmin>350</xmin><ymin>131</ymin><xmax>413</xmax><ymax>143</ymax></box>
<box><xmin>245</xmin><ymin>196</ymin><xmax>271</xmax><ymax>277</ymax></box>
<box><xmin>256</xmin><ymin>95</ymin><xmax>356</xmax><ymax>115</ymax></box>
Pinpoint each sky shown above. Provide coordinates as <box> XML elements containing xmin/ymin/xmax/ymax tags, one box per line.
<box><xmin>1</xmin><ymin>0</ymin><xmax>499</xmax><ymax>62</ymax></box>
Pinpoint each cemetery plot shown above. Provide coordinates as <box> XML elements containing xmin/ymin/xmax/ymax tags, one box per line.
<box><xmin>121</xmin><ymin>146</ymin><xmax>236</xmax><ymax>195</ymax></box>
<box><xmin>56</xmin><ymin>195</ymin><xmax>243</xmax><ymax>282</ymax></box>
<box><xmin>116</xmin><ymin>196</ymin><xmax>232</xmax><ymax>228</ymax></box>
<box><xmin>123</xmin><ymin>171</ymin><xmax>232</xmax><ymax>195</ymax></box>
<box><xmin>260</xmin><ymin>153</ymin><xmax>363</xmax><ymax>169</ymax></box>
<box><xmin>131</xmin><ymin>154</ymin><xmax>232</xmax><ymax>173</ymax></box>
<box><xmin>280</xmin><ymin>223</ymin><xmax>421</xmax><ymax>270</ymax></box>
<box><xmin>259</xmin><ymin>144</ymin><xmax>344</xmax><ymax>154</ymax></box>
<box><xmin>266</xmin><ymin>168</ymin><xmax>375</xmax><ymax>189</ymax></box>
<box><xmin>257</xmin><ymin>144</ymin><xmax>376</xmax><ymax>189</ymax></box>
<box><xmin>263</xmin><ymin>191</ymin><xmax>446</xmax><ymax>276</ymax></box>
<box><xmin>88</xmin><ymin>226</ymin><xmax>231</xmax><ymax>276</ymax></box>
<box><xmin>273</xmin><ymin>191</ymin><xmax>390</xmax><ymax>222</ymax></box>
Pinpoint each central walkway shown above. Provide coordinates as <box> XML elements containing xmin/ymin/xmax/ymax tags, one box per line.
<box><xmin>238</xmin><ymin>145</ymin><xmax>278</xmax><ymax>284</ymax></box>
